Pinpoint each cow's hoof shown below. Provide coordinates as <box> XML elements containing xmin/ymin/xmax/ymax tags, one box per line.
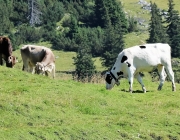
<box><xmin>172</xmin><ymin>87</ymin><xmax>176</xmax><ymax>92</ymax></box>
<box><xmin>157</xmin><ymin>85</ymin><xmax>162</xmax><ymax>90</ymax></box>
<box><xmin>129</xmin><ymin>90</ymin><xmax>133</xmax><ymax>93</ymax></box>
<box><xmin>142</xmin><ymin>87</ymin><xmax>146</xmax><ymax>93</ymax></box>
<box><xmin>129</xmin><ymin>88</ymin><xmax>133</xmax><ymax>93</ymax></box>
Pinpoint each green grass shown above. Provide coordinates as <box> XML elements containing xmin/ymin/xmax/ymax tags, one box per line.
<box><xmin>0</xmin><ymin>66</ymin><xmax>180</xmax><ymax>139</ymax></box>
<box><xmin>124</xmin><ymin>32</ymin><xmax>149</xmax><ymax>48</ymax></box>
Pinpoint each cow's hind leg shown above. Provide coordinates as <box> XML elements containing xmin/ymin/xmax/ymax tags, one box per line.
<box><xmin>22</xmin><ymin>61</ymin><xmax>29</xmax><ymax>72</ymax></box>
<box><xmin>52</xmin><ymin>65</ymin><xmax>55</xmax><ymax>79</ymax></box>
<box><xmin>135</xmin><ymin>73</ymin><xmax>146</xmax><ymax>93</ymax></box>
<box><xmin>164</xmin><ymin>64</ymin><xmax>176</xmax><ymax>91</ymax></box>
<box><xmin>157</xmin><ymin>65</ymin><xmax>166</xmax><ymax>90</ymax></box>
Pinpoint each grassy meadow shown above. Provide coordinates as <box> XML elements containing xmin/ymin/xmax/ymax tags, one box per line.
<box><xmin>0</xmin><ymin>63</ymin><xmax>180</xmax><ymax>139</ymax></box>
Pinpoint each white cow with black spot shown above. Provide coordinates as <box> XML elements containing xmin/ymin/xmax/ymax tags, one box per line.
<box><xmin>105</xmin><ymin>43</ymin><xmax>176</xmax><ymax>93</ymax></box>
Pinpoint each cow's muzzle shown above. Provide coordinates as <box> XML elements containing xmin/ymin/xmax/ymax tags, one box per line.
<box><xmin>116</xmin><ymin>81</ymin><xmax>120</xmax><ymax>86</ymax></box>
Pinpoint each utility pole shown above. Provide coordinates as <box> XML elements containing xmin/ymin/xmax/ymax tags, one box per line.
<box><xmin>28</xmin><ymin>0</ymin><xmax>42</xmax><ymax>26</ymax></box>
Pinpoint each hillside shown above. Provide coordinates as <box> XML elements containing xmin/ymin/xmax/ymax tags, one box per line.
<box><xmin>122</xmin><ymin>0</ymin><xmax>180</xmax><ymax>47</ymax></box>
<box><xmin>0</xmin><ymin>66</ymin><xmax>180</xmax><ymax>139</ymax></box>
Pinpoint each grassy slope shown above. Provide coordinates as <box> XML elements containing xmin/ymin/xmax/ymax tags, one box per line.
<box><xmin>0</xmin><ymin>67</ymin><xmax>180</xmax><ymax>139</ymax></box>
<box><xmin>121</xmin><ymin>0</ymin><xmax>180</xmax><ymax>48</ymax></box>
<box><xmin>146</xmin><ymin>0</ymin><xmax>180</xmax><ymax>10</ymax></box>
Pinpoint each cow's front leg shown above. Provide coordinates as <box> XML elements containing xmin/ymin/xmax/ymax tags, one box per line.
<box><xmin>128</xmin><ymin>77</ymin><xmax>133</xmax><ymax>93</ymax></box>
<box><xmin>0</xmin><ymin>55</ymin><xmax>3</xmax><ymax>65</ymax></box>
<box><xmin>127</xmin><ymin>67</ymin><xmax>136</xmax><ymax>93</ymax></box>
<box><xmin>135</xmin><ymin>73</ymin><xmax>146</xmax><ymax>93</ymax></box>
<box><xmin>45</xmin><ymin>71</ymin><xmax>48</xmax><ymax>76</ymax></box>
<box><xmin>128</xmin><ymin>72</ymin><xmax>134</xmax><ymax>93</ymax></box>
<box><xmin>0</xmin><ymin>59</ymin><xmax>3</xmax><ymax>65</ymax></box>
<box><xmin>157</xmin><ymin>65</ymin><xmax>166</xmax><ymax>90</ymax></box>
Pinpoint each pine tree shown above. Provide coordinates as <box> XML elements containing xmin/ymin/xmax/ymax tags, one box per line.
<box><xmin>12</xmin><ymin>0</ymin><xmax>29</xmax><ymax>26</ymax></box>
<box><xmin>0</xmin><ymin>0</ymin><xmax>13</xmax><ymax>34</ymax></box>
<box><xmin>101</xmin><ymin>20</ymin><xmax>124</xmax><ymax>69</ymax></box>
<box><xmin>147</xmin><ymin>2</ymin><xmax>168</xmax><ymax>43</ymax></box>
<box><xmin>94</xmin><ymin>0</ymin><xmax>109</xmax><ymax>28</ymax></box>
<box><xmin>165</xmin><ymin>0</ymin><xmax>180</xmax><ymax>57</ymax></box>
<box><xmin>94</xmin><ymin>0</ymin><xmax>128</xmax><ymax>32</ymax></box>
<box><xmin>73</xmin><ymin>41</ymin><xmax>96</xmax><ymax>82</ymax></box>
<box><xmin>107</xmin><ymin>0</ymin><xmax>128</xmax><ymax>32</ymax></box>
<box><xmin>68</xmin><ymin>15</ymin><xmax>79</xmax><ymax>39</ymax></box>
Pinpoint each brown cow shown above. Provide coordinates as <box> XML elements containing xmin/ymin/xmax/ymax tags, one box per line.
<box><xmin>20</xmin><ymin>45</ymin><xmax>55</xmax><ymax>78</ymax></box>
<box><xmin>0</xmin><ymin>36</ymin><xmax>17</xmax><ymax>68</ymax></box>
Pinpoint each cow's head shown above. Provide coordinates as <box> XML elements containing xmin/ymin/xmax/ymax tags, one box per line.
<box><xmin>35</xmin><ymin>62</ymin><xmax>45</xmax><ymax>75</ymax></box>
<box><xmin>35</xmin><ymin>62</ymin><xmax>54</xmax><ymax>75</ymax></box>
<box><xmin>6</xmin><ymin>56</ymin><xmax>17</xmax><ymax>68</ymax></box>
<box><xmin>105</xmin><ymin>54</ymin><xmax>126</xmax><ymax>90</ymax></box>
<box><xmin>105</xmin><ymin>71</ymin><xmax>120</xmax><ymax>90</ymax></box>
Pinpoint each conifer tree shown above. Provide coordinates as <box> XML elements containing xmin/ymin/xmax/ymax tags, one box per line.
<box><xmin>73</xmin><ymin>41</ymin><xmax>96</xmax><ymax>82</ymax></box>
<box><xmin>94</xmin><ymin>0</ymin><xmax>109</xmax><ymax>28</ymax></box>
<box><xmin>147</xmin><ymin>2</ymin><xmax>168</xmax><ymax>43</ymax></box>
<box><xmin>68</xmin><ymin>15</ymin><xmax>79</xmax><ymax>39</ymax></box>
<box><xmin>0</xmin><ymin>1</ymin><xmax>13</xmax><ymax>34</ymax></box>
<box><xmin>94</xmin><ymin>0</ymin><xmax>128</xmax><ymax>32</ymax></box>
<box><xmin>101</xmin><ymin>19</ymin><xmax>124</xmax><ymax>69</ymax></box>
<box><xmin>107</xmin><ymin>0</ymin><xmax>128</xmax><ymax>32</ymax></box>
<box><xmin>165</xmin><ymin>0</ymin><xmax>180</xmax><ymax>57</ymax></box>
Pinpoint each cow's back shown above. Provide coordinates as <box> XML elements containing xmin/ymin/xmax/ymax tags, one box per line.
<box><xmin>21</xmin><ymin>45</ymin><xmax>46</xmax><ymax>66</ymax></box>
<box><xmin>118</xmin><ymin>43</ymin><xmax>172</xmax><ymax>72</ymax></box>
<box><xmin>41</xmin><ymin>47</ymin><xmax>55</xmax><ymax>64</ymax></box>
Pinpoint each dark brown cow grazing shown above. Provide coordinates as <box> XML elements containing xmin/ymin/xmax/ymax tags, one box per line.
<box><xmin>0</xmin><ymin>36</ymin><xmax>16</xmax><ymax>68</ymax></box>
